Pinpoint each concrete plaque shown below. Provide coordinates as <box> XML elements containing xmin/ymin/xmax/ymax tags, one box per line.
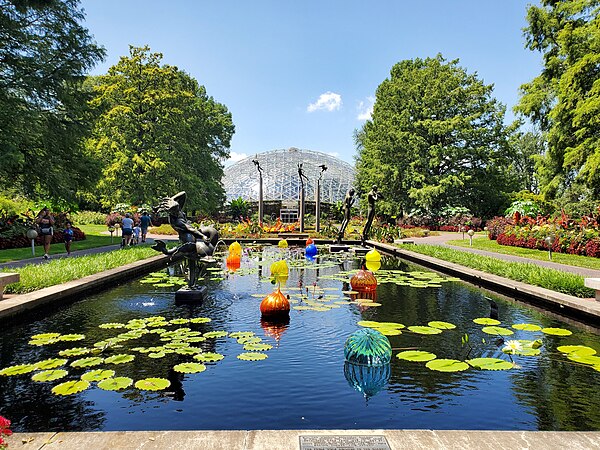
<box><xmin>299</xmin><ymin>435</ymin><xmax>391</xmax><ymax>450</ymax></box>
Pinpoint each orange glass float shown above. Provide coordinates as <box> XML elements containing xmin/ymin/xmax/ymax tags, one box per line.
<box><xmin>350</xmin><ymin>267</ymin><xmax>378</xmax><ymax>292</ymax></box>
<box><xmin>306</xmin><ymin>237</ymin><xmax>314</xmax><ymax>246</ymax></box>
<box><xmin>260</xmin><ymin>287</ymin><xmax>291</xmax><ymax>319</ymax></box>
<box><xmin>226</xmin><ymin>255</ymin><xmax>240</xmax><ymax>271</ymax></box>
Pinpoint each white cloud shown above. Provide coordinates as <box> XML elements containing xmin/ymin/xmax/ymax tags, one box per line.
<box><xmin>225</xmin><ymin>151</ymin><xmax>248</xmax><ymax>166</ymax></box>
<box><xmin>357</xmin><ymin>96</ymin><xmax>375</xmax><ymax>120</ymax></box>
<box><xmin>307</xmin><ymin>91</ymin><xmax>342</xmax><ymax>112</ymax></box>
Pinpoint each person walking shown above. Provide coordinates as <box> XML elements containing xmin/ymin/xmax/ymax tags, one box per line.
<box><xmin>35</xmin><ymin>207</ymin><xmax>55</xmax><ymax>259</ymax></box>
<box><xmin>139</xmin><ymin>211</ymin><xmax>153</xmax><ymax>243</ymax></box>
<box><xmin>121</xmin><ymin>213</ymin><xmax>134</xmax><ymax>247</ymax></box>
<box><xmin>63</xmin><ymin>221</ymin><xmax>74</xmax><ymax>256</ymax></box>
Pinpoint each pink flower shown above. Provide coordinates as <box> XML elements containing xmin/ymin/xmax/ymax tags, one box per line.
<box><xmin>0</xmin><ymin>416</ymin><xmax>9</xmax><ymax>429</ymax></box>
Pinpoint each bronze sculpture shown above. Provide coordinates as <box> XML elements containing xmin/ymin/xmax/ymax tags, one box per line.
<box><xmin>361</xmin><ymin>185</ymin><xmax>383</xmax><ymax>245</ymax></box>
<box><xmin>337</xmin><ymin>188</ymin><xmax>355</xmax><ymax>243</ymax></box>
<box><xmin>151</xmin><ymin>191</ymin><xmax>219</xmax><ymax>288</ymax></box>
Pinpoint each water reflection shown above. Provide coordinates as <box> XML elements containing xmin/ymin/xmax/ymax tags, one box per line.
<box><xmin>344</xmin><ymin>362</ymin><xmax>390</xmax><ymax>399</ymax></box>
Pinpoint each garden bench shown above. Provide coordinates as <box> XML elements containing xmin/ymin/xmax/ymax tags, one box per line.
<box><xmin>0</xmin><ymin>273</ymin><xmax>19</xmax><ymax>300</ymax></box>
<box><xmin>584</xmin><ymin>278</ymin><xmax>600</xmax><ymax>301</ymax></box>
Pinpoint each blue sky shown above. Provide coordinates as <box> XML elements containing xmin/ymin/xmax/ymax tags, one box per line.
<box><xmin>80</xmin><ymin>1</ymin><xmax>542</xmax><ymax>166</ymax></box>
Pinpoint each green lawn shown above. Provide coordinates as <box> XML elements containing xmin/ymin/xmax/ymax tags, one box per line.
<box><xmin>397</xmin><ymin>243</ymin><xmax>593</xmax><ymax>298</ymax></box>
<box><xmin>0</xmin><ymin>224</ymin><xmax>122</xmax><ymax>264</ymax></box>
<box><xmin>448</xmin><ymin>237</ymin><xmax>600</xmax><ymax>271</ymax></box>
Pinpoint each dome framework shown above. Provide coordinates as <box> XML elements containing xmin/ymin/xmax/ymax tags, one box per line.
<box><xmin>223</xmin><ymin>148</ymin><xmax>355</xmax><ymax>204</ymax></box>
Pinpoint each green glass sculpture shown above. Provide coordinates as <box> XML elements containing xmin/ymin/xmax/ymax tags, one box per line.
<box><xmin>344</xmin><ymin>328</ymin><xmax>392</xmax><ymax>366</ymax></box>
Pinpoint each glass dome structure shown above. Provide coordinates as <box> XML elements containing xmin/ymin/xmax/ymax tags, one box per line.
<box><xmin>223</xmin><ymin>148</ymin><xmax>355</xmax><ymax>203</ymax></box>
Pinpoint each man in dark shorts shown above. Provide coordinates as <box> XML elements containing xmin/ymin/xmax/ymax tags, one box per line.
<box><xmin>140</xmin><ymin>211</ymin><xmax>153</xmax><ymax>243</ymax></box>
<box><xmin>121</xmin><ymin>213</ymin><xmax>134</xmax><ymax>246</ymax></box>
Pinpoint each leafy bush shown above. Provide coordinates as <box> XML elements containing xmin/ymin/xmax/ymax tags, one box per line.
<box><xmin>71</xmin><ymin>211</ymin><xmax>106</xmax><ymax>225</ymax></box>
<box><xmin>227</xmin><ymin>197</ymin><xmax>250</xmax><ymax>220</ymax></box>
<box><xmin>150</xmin><ymin>224</ymin><xmax>177</xmax><ymax>235</ymax></box>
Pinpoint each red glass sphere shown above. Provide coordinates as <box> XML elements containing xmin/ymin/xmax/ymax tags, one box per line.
<box><xmin>350</xmin><ymin>268</ymin><xmax>378</xmax><ymax>292</ymax></box>
<box><xmin>260</xmin><ymin>288</ymin><xmax>291</xmax><ymax>318</ymax></box>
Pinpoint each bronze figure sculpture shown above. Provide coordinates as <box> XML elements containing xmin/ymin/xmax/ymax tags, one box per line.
<box><xmin>337</xmin><ymin>188</ymin><xmax>355</xmax><ymax>243</ymax></box>
<box><xmin>152</xmin><ymin>191</ymin><xmax>219</xmax><ymax>288</ymax></box>
<box><xmin>361</xmin><ymin>185</ymin><xmax>383</xmax><ymax>245</ymax></box>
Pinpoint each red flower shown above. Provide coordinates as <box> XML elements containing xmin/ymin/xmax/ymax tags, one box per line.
<box><xmin>0</xmin><ymin>416</ymin><xmax>10</xmax><ymax>429</ymax></box>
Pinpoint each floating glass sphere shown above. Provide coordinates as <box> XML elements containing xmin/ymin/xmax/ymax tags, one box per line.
<box><xmin>350</xmin><ymin>268</ymin><xmax>377</xmax><ymax>292</ymax></box>
<box><xmin>365</xmin><ymin>249</ymin><xmax>381</xmax><ymax>262</ymax></box>
<box><xmin>278</xmin><ymin>239</ymin><xmax>288</xmax><ymax>248</ymax></box>
<box><xmin>229</xmin><ymin>241</ymin><xmax>242</xmax><ymax>256</ymax></box>
<box><xmin>306</xmin><ymin>237</ymin><xmax>314</xmax><ymax>246</ymax></box>
<box><xmin>260</xmin><ymin>287</ymin><xmax>290</xmax><ymax>318</ymax></box>
<box><xmin>305</xmin><ymin>243</ymin><xmax>318</xmax><ymax>257</ymax></box>
<box><xmin>226</xmin><ymin>256</ymin><xmax>240</xmax><ymax>271</ymax></box>
<box><xmin>365</xmin><ymin>260</ymin><xmax>381</xmax><ymax>272</ymax></box>
<box><xmin>270</xmin><ymin>260</ymin><xmax>289</xmax><ymax>277</ymax></box>
<box><xmin>344</xmin><ymin>328</ymin><xmax>392</xmax><ymax>366</ymax></box>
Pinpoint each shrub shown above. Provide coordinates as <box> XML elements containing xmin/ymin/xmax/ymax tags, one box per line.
<box><xmin>71</xmin><ymin>210</ymin><xmax>106</xmax><ymax>225</ymax></box>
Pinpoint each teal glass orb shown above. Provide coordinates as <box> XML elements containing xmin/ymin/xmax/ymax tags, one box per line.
<box><xmin>344</xmin><ymin>328</ymin><xmax>392</xmax><ymax>366</ymax></box>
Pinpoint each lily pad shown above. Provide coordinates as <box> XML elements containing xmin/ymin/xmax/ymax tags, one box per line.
<box><xmin>34</xmin><ymin>358</ymin><xmax>67</xmax><ymax>370</ymax></box>
<box><xmin>98</xmin><ymin>323</ymin><xmax>125</xmax><ymax>329</ymax></box>
<box><xmin>81</xmin><ymin>369</ymin><xmax>116</xmax><ymax>382</ymax></box>
<box><xmin>31</xmin><ymin>369</ymin><xmax>69</xmax><ymax>382</ymax></box>
<box><xmin>557</xmin><ymin>345</ymin><xmax>597</xmax><ymax>356</ymax></box>
<box><xmin>193</xmin><ymin>352</ymin><xmax>225</xmax><ymax>362</ymax></box>
<box><xmin>70</xmin><ymin>357</ymin><xmax>104</xmax><ymax>368</ymax></box>
<box><xmin>567</xmin><ymin>354</ymin><xmax>600</xmax><ymax>365</ymax></box>
<box><xmin>512</xmin><ymin>323</ymin><xmax>542</xmax><ymax>332</ymax></box>
<box><xmin>425</xmin><ymin>359</ymin><xmax>469</xmax><ymax>372</ymax></box>
<box><xmin>58</xmin><ymin>347</ymin><xmax>93</xmax><ymax>357</ymax></box>
<box><xmin>203</xmin><ymin>331</ymin><xmax>228</xmax><ymax>338</ymax></box>
<box><xmin>407</xmin><ymin>326</ymin><xmax>442</xmax><ymax>335</ymax></box>
<box><xmin>98</xmin><ymin>377</ymin><xmax>133</xmax><ymax>391</ymax></box>
<box><xmin>134</xmin><ymin>378</ymin><xmax>171</xmax><ymax>391</ymax></box>
<box><xmin>243</xmin><ymin>343</ymin><xmax>273</xmax><ymax>351</ymax></box>
<box><xmin>190</xmin><ymin>317</ymin><xmax>211</xmax><ymax>324</ymax></box>
<box><xmin>237</xmin><ymin>352</ymin><xmax>269</xmax><ymax>361</ymax></box>
<box><xmin>396</xmin><ymin>350</ymin><xmax>437</xmax><ymax>362</ymax></box>
<box><xmin>515</xmin><ymin>348</ymin><xmax>541</xmax><ymax>356</ymax></box>
<box><xmin>154</xmin><ymin>283</ymin><xmax>175</xmax><ymax>287</ymax></box>
<box><xmin>170</xmin><ymin>318</ymin><xmax>190</xmax><ymax>324</ymax></box>
<box><xmin>148</xmin><ymin>352</ymin><xmax>166</xmax><ymax>359</ymax></box>
<box><xmin>173</xmin><ymin>362</ymin><xmax>207</xmax><ymax>374</ymax></box>
<box><xmin>58</xmin><ymin>334</ymin><xmax>85</xmax><ymax>342</ymax></box>
<box><xmin>229</xmin><ymin>331</ymin><xmax>255</xmax><ymax>339</ymax></box>
<box><xmin>481</xmin><ymin>326</ymin><xmax>514</xmax><ymax>336</ymax></box>
<box><xmin>541</xmin><ymin>327</ymin><xmax>572</xmax><ymax>336</ymax></box>
<box><xmin>378</xmin><ymin>329</ymin><xmax>402</xmax><ymax>336</ymax></box>
<box><xmin>30</xmin><ymin>332</ymin><xmax>61</xmax><ymax>340</ymax></box>
<box><xmin>0</xmin><ymin>364</ymin><xmax>37</xmax><ymax>376</ymax></box>
<box><xmin>466</xmin><ymin>357</ymin><xmax>513</xmax><ymax>370</ymax></box>
<box><xmin>428</xmin><ymin>321</ymin><xmax>456</xmax><ymax>330</ymax></box>
<box><xmin>473</xmin><ymin>318</ymin><xmax>501</xmax><ymax>326</ymax></box>
<box><xmin>175</xmin><ymin>347</ymin><xmax>202</xmax><ymax>355</ymax></box>
<box><xmin>237</xmin><ymin>336</ymin><xmax>262</xmax><ymax>344</ymax></box>
<box><xmin>104</xmin><ymin>354</ymin><xmax>135</xmax><ymax>365</ymax></box>
<box><xmin>52</xmin><ymin>380</ymin><xmax>90</xmax><ymax>395</ymax></box>
<box><xmin>28</xmin><ymin>337</ymin><xmax>59</xmax><ymax>346</ymax></box>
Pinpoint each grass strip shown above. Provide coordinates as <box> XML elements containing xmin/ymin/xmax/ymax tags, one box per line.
<box><xmin>448</xmin><ymin>237</ymin><xmax>600</xmax><ymax>271</ymax></box>
<box><xmin>2</xmin><ymin>246</ymin><xmax>158</xmax><ymax>294</ymax></box>
<box><xmin>398</xmin><ymin>244</ymin><xmax>594</xmax><ymax>298</ymax></box>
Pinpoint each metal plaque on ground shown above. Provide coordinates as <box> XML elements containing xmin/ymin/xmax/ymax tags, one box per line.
<box><xmin>299</xmin><ymin>435</ymin><xmax>391</xmax><ymax>450</ymax></box>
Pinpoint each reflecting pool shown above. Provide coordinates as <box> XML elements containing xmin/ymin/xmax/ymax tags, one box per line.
<box><xmin>1</xmin><ymin>248</ymin><xmax>600</xmax><ymax>431</ymax></box>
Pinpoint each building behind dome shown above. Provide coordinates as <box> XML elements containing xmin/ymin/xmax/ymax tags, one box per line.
<box><xmin>223</xmin><ymin>148</ymin><xmax>355</xmax><ymax>204</ymax></box>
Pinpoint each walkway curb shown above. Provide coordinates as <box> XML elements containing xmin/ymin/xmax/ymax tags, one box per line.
<box><xmin>0</xmin><ymin>254</ymin><xmax>171</xmax><ymax>322</ymax></box>
<box><xmin>7</xmin><ymin>429</ymin><xmax>600</xmax><ymax>449</ymax></box>
<box><xmin>369</xmin><ymin>241</ymin><xmax>600</xmax><ymax>324</ymax></box>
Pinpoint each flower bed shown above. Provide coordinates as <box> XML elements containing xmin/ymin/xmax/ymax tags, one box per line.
<box><xmin>488</xmin><ymin>210</ymin><xmax>600</xmax><ymax>258</ymax></box>
<box><xmin>0</xmin><ymin>227</ymin><xmax>86</xmax><ymax>250</ymax></box>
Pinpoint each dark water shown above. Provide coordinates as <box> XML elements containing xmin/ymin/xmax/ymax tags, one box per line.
<box><xmin>1</xmin><ymin>250</ymin><xmax>600</xmax><ymax>432</ymax></box>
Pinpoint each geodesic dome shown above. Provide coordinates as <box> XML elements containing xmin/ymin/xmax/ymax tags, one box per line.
<box><xmin>223</xmin><ymin>148</ymin><xmax>355</xmax><ymax>203</ymax></box>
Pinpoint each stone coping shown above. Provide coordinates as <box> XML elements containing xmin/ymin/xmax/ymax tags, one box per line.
<box><xmin>0</xmin><ymin>254</ymin><xmax>171</xmax><ymax>322</ymax></box>
<box><xmin>6</xmin><ymin>429</ymin><xmax>600</xmax><ymax>449</ymax></box>
<box><xmin>369</xmin><ymin>241</ymin><xmax>600</xmax><ymax>324</ymax></box>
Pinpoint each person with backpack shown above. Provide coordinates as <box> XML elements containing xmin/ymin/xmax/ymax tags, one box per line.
<box><xmin>35</xmin><ymin>207</ymin><xmax>55</xmax><ymax>259</ymax></box>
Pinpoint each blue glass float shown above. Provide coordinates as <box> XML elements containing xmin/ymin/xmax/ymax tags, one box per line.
<box><xmin>305</xmin><ymin>243</ymin><xmax>318</xmax><ymax>257</ymax></box>
<box><xmin>344</xmin><ymin>328</ymin><xmax>392</xmax><ymax>366</ymax></box>
<box><xmin>344</xmin><ymin>361</ymin><xmax>390</xmax><ymax>398</ymax></box>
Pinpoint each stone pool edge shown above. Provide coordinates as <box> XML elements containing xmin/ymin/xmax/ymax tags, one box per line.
<box><xmin>0</xmin><ymin>254</ymin><xmax>171</xmax><ymax>322</ymax></box>
<box><xmin>369</xmin><ymin>240</ymin><xmax>600</xmax><ymax>325</ymax></box>
<box><xmin>7</xmin><ymin>429</ymin><xmax>600</xmax><ymax>449</ymax></box>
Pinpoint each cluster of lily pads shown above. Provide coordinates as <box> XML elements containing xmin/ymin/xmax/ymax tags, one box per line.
<box><xmin>323</xmin><ymin>268</ymin><xmax>461</xmax><ymax>288</ymax></box>
<box><xmin>0</xmin><ymin>315</ymin><xmax>273</xmax><ymax>396</ymax></box>
<box><xmin>357</xmin><ymin>317</ymin><xmax>600</xmax><ymax>373</ymax></box>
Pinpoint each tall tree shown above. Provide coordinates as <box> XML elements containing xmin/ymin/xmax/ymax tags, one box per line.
<box><xmin>0</xmin><ymin>0</ymin><xmax>105</xmax><ymax>204</ymax></box>
<box><xmin>507</xmin><ymin>131</ymin><xmax>544</xmax><ymax>194</ymax></box>
<box><xmin>86</xmin><ymin>46</ymin><xmax>234</xmax><ymax>212</ymax></box>
<box><xmin>516</xmin><ymin>0</ymin><xmax>600</xmax><ymax>201</ymax></box>
<box><xmin>355</xmin><ymin>55</ymin><xmax>513</xmax><ymax>219</ymax></box>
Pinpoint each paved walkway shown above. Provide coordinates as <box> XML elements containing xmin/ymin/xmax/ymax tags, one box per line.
<box><xmin>397</xmin><ymin>232</ymin><xmax>600</xmax><ymax>279</ymax></box>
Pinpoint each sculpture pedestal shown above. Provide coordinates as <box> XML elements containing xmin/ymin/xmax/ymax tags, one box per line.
<box><xmin>175</xmin><ymin>285</ymin><xmax>207</xmax><ymax>303</ymax></box>
<box><xmin>329</xmin><ymin>244</ymin><xmax>350</xmax><ymax>253</ymax></box>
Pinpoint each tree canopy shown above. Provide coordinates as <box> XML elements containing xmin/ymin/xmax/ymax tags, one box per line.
<box><xmin>516</xmin><ymin>0</ymin><xmax>600</xmax><ymax>202</ymax></box>
<box><xmin>85</xmin><ymin>46</ymin><xmax>235</xmax><ymax>212</ymax></box>
<box><xmin>355</xmin><ymin>54</ymin><xmax>514</xmax><ymax>219</ymax></box>
<box><xmin>0</xmin><ymin>0</ymin><xmax>105</xmax><ymax>205</ymax></box>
